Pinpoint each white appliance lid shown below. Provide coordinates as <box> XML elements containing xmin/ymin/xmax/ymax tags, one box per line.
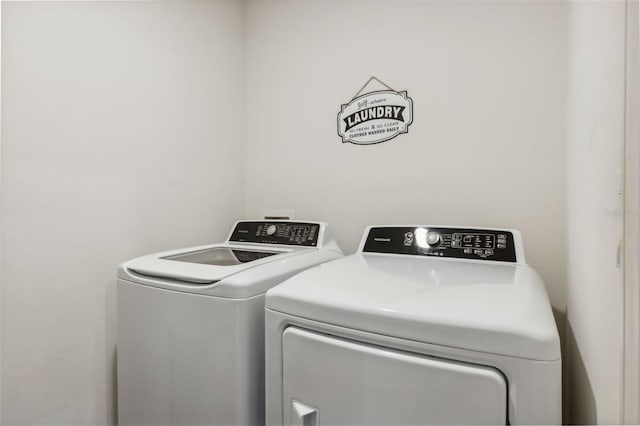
<box><xmin>121</xmin><ymin>220</ymin><xmax>334</xmax><ymax>285</ymax></box>
<box><xmin>266</xmin><ymin>253</ymin><xmax>561</xmax><ymax>361</ymax></box>
<box><xmin>126</xmin><ymin>244</ymin><xmax>292</xmax><ymax>284</ymax></box>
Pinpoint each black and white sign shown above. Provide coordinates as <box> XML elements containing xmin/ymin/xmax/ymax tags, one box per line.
<box><xmin>338</xmin><ymin>89</ymin><xmax>413</xmax><ymax>145</ymax></box>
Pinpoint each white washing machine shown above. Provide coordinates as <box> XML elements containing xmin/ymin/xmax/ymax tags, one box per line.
<box><xmin>265</xmin><ymin>225</ymin><xmax>561</xmax><ymax>425</ymax></box>
<box><xmin>117</xmin><ymin>220</ymin><xmax>342</xmax><ymax>426</ymax></box>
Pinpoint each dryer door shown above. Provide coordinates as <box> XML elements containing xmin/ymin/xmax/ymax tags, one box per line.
<box><xmin>282</xmin><ymin>327</ymin><xmax>508</xmax><ymax>425</ymax></box>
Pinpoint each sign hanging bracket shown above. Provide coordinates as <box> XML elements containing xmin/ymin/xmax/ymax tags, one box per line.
<box><xmin>351</xmin><ymin>76</ymin><xmax>396</xmax><ymax>100</ymax></box>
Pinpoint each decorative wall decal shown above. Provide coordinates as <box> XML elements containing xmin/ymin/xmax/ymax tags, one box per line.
<box><xmin>338</xmin><ymin>76</ymin><xmax>413</xmax><ymax>145</ymax></box>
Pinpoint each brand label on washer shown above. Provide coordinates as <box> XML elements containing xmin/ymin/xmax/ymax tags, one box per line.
<box><xmin>338</xmin><ymin>90</ymin><xmax>413</xmax><ymax>145</ymax></box>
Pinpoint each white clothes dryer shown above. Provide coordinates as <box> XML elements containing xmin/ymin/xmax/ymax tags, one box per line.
<box><xmin>117</xmin><ymin>220</ymin><xmax>342</xmax><ymax>426</ymax></box>
<box><xmin>265</xmin><ymin>225</ymin><xmax>561</xmax><ymax>425</ymax></box>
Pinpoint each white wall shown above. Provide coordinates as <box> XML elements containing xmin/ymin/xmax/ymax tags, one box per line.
<box><xmin>244</xmin><ymin>0</ymin><xmax>568</xmax><ymax>313</ymax></box>
<box><xmin>623</xmin><ymin>1</ymin><xmax>640</xmax><ymax>422</ymax></box>
<box><xmin>565</xmin><ymin>0</ymin><xmax>626</xmax><ymax>424</ymax></box>
<box><xmin>2</xmin><ymin>1</ymin><xmax>629</xmax><ymax>424</ymax></box>
<box><xmin>0</xmin><ymin>1</ymin><xmax>244</xmax><ymax>424</ymax></box>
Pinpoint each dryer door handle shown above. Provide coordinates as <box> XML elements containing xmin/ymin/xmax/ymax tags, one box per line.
<box><xmin>291</xmin><ymin>399</ymin><xmax>318</xmax><ymax>426</ymax></box>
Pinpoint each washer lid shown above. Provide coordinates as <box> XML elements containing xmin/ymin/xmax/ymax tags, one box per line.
<box><xmin>266</xmin><ymin>253</ymin><xmax>560</xmax><ymax>361</ymax></box>
<box><xmin>125</xmin><ymin>244</ymin><xmax>292</xmax><ymax>284</ymax></box>
<box><xmin>163</xmin><ymin>247</ymin><xmax>279</xmax><ymax>267</ymax></box>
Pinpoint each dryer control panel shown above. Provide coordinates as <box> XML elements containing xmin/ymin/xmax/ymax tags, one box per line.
<box><xmin>362</xmin><ymin>226</ymin><xmax>518</xmax><ymax>262</ymax></box>
<box><xmin>229</xmin><ymin>221</ymin><xmax>320</xmax><ymax>246</ymax></box>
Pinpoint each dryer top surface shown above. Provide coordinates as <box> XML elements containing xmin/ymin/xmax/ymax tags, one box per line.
<box><xmin>266</xmin><ymin>253</ymin><xmax>560</xmax><ymax>361</ymax></box>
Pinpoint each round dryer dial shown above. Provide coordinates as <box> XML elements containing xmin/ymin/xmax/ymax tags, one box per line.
<box><xmin>426</xmin><ymin>232</ymin><xmax>442</xmax><ymax>247</ymax></box>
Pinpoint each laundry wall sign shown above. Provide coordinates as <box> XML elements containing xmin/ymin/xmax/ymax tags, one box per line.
<box><xmin>338</xmin><ymin>77</ymin><xmax>413</xmax><ymax>145</ymax></box>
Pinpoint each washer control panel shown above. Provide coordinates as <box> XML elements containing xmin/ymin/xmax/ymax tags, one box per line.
<box><xmin>229</xmin><ymin>221</ymin><xmax>320</xmax><ymax>246</ymax></box>
<box><xmin>363</xmin><ymin>226</ymin><xmax>517</xmax><ymax>262</ymax></box>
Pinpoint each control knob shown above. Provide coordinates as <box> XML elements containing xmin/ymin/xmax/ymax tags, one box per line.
<box><xmin>266</xmin><ymin>224</ymin><xmax>277</xmax><ymax>236</ymax></box>
<box><xmin>426</xmin><ymin>232</ymin><xmax>441</xmax><ymax>247</ymax></box>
